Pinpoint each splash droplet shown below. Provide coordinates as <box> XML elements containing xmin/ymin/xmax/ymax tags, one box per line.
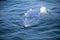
<box><xmin>40</xmin><ymin>6</ymin><xmax>48</xmax><ymax>13</ymax></box>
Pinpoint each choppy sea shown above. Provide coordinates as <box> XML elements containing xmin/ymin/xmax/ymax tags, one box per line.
<box><xmin>0</xmin><ymin>0</ymin><xmax>60</xmax><ymax>40</ymax></box>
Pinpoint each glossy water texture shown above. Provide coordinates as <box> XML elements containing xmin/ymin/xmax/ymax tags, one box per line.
<box><xmin>0</xmin><ymin>0</ymin><xmax>60</xmax><ymax>40</ymax></box>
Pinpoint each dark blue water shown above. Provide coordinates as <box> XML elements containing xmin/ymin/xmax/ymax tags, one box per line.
<box><xmin>0</xmin><ymin>0</ymin><xmax>60</xmax><ymax>40</ymax></box>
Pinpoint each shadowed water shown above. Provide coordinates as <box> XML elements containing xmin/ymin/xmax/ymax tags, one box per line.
<box><xmin>0</xmin><ymin>0</ymin><xmax>60</xmax><ymax>40</ymax></box>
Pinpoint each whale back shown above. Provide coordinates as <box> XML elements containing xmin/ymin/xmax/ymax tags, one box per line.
<box><xmin>24</xmin><ymin>8</ymin><xmax>40</xmax><ymax>27</ymax></box>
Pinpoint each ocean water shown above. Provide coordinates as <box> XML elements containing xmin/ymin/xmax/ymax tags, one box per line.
<box><xmin>0</xmin><ymin>0</ymin><xmax>60</xmax><ymax>40</ymax></box>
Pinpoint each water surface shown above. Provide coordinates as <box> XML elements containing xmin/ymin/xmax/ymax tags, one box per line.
<box><xmin>0</xmin><ymin>0</ymin><xmax>60</xmax><ymax>40</ymax></box>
